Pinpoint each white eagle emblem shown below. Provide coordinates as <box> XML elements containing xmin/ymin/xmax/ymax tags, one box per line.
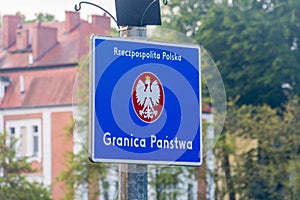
<box><xmin>135</xmin><ymin>75</ymin><xmax>161</xmax><ymax>120</ymax></box>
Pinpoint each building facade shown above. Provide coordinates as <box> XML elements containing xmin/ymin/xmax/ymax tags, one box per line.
<box><xmin>0</xmin><ymin>11</ymin><xmax>111</xmax><ymax>199</ymax></box>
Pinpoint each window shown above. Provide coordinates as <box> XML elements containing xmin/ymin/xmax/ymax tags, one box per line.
<box><xmin>8</xmin><ymin>127</ymin><xmax>16</xmax><ymax>149</ymax></box>
<box><xmin>20</xmin><ymin>126</ymin><xmax>27</xmax><ymax>157</ymax></box>
<box><xmin>9</xmin><ymin>127</ymin><xmax>15</xmax><ymax>135</ymax></box>
<box><xmin>33</xmin><ymin>135</ymin><xmax>39</xmax><ymax>156</ymax></box>
<box><xmin>6</xmin><ymin>119</ymin><xmax>41</xmax><ymax>162</ymax></box>
<box><xmin>33</xmin><ymin>125</ymin><xmax>38</xmax><ymax>133</ymax></box>
<box><xmin>32</xmin><ymin>126</ymin><xmax>39</xmax><ymax>156</ymax></box>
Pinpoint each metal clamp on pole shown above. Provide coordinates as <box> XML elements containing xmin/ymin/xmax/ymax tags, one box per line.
<box><xmin>119</xmin><ymin>26</ymin><xmax>147</xmax><ymax>38</ymax></box>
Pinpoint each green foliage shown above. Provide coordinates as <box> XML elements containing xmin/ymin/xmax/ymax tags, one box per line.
<box><xmin>163</xmin><ymin>0</ymin><xmax>300</xmax><ymax>108</ymax></box>
<box><xmin>163</xmin><ymin>3</ymin><xmax>300</xmax><ymax>197</ymax></box>
<box><xmin>15</xmin><ymin>11</ymin><xmax>26</xmax><ymax>23</ymax></box>
<box><xmin>0</xmin><ymin>133</ymin><xmax>51</xmax><ymax>200</ymax></box>
<box><xmin>0</xmin><ymin>176</ymin><xmax>51</xmax><ymax>200</ymax></box>
<box><xmin>162</xmin><ymin>0</ymin><xmax>213</xmax><ymax>37</ymax></box>
<box><xmin>57</xmin><ymin>137</ymin><xmax>108</xmax><ymax>200</ymax></box>
<box><xmin>58</xmin><ymin>59</ymin><xmax>111</xmax><ymax>200</ymax></box>
<box><xmin>288</xmin><ymin>157</ymin><xmax>300</xmax><ymax>199</ymax></box>
<box><xmin>149</xmin><ymin>166</ymin><xmax>187</xmax><ymax>199</ymax></box>
<box><xmin>214</xmin><ymin>98</ymin><xmax>300</xmax><ymax>200</ymax></box>
<box><xmin>195</xmin><ymin>1</ymin><xmax>300</xmax><ymax>108</ymax></box>
<box><xmin>15</xmin><ymin>11</ymin><xmax>56</xmax><ymax>23</ymax></box>
<box><xmin>33</xmin><ymin>12</ymin><xmax>56</xmax><ymax>22</ymax></box>
<box><xmin>282</xmin><ymin>97</ymin><xmax>300</xmax><ymax>199</ymax></box>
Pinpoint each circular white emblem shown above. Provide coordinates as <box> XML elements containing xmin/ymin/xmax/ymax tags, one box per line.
<box><xmin>132</xmin><ymin>72</ymin><xmax>164</xmax><ymax>123</ymax></box>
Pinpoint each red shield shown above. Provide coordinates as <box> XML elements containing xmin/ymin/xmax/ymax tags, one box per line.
<box><xmin>132</xmin><ymin>72</ymin><xmax>164</xmax><ymax>123</ymax></box>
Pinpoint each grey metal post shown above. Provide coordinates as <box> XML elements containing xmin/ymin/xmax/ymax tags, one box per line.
<box><xmin>118</xmin><ymin>26</ymin><xmax>148</xmax><ymax>200</ymax></box>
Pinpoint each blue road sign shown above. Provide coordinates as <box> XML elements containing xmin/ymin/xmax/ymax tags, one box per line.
<box><xmin>90</xmin><ymin>35</ymin><xmax>202</xmax><ymax>166</ymax></box>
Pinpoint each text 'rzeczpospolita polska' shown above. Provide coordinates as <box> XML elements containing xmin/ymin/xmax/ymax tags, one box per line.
<box><xmin>113</xmin><ymin>47</ymin><xmax>182</xmax><ymax>61</ymax></box>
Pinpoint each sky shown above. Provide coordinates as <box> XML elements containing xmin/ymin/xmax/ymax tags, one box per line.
<box><xmin>0</xmin><ymin>0</ymin><xmax>116</xmax><ymax>23</ymax></box>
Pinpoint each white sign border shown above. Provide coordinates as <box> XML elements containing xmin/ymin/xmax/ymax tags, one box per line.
<box><xmin>89</xmin><ymin>35</ymin><xmax>202</xmax><ymax>166</ymax></box>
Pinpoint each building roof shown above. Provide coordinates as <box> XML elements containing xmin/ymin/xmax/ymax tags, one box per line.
<box><xmin>0</xmin><ymin>12</ymin><xmax>111</xmax><ymax>69</ymax></box>
<box><xmin>0</xmin><ymin>67</ymin><xmax>77</xmax><ymax>108</ymax></box>
<box><xmin>0</xmin><ymin>11</ymin><xmax>111</xmax><ymax>109</ymax></box>
<box><xmin>33</xmin><ymin>21</ymin><xmax>109</xmax><ymax>67</ymax></box>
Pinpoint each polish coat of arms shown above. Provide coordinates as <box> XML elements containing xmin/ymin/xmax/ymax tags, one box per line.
<box><xmin>132</xmin><ymin>72</ymin><xmax>164</xmax><ymax>123</ymax></box>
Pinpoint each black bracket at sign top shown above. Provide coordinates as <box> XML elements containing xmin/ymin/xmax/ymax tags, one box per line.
<box><xmin>75</xmin><ymin>1</ymin><xmax>119</xmax><ymax>28</ymax></box>
<box><xmin>115</xmin><ymin>0</ymin><xmax>162</xmax><ymax>26</ymax></box>
<box><xmin>75</xmin><ymin>0</ymin><xmax>167</xmax><ymax>28</ymax></box>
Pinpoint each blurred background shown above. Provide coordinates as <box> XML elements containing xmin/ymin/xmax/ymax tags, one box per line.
<box><xmin>0</xmin><ymin>0</ymin><xmax>300</xmax><ymax>200</ymax></box>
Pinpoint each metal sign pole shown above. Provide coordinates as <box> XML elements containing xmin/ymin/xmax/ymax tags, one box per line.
<box><xmin>118</xmin><ymin>26</ymin><xmax>148</xmax><ymax>200</ymax></box>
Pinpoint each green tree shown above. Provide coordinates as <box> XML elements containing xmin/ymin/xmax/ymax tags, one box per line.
<box><xmin>214</xmin><ymin>98</ymin><xmax>300</xmax><ymax>200</ymax></box>
<box><xmin>0</xmin><ymin>133</ymin><xmax>51</xmax><ymax>200</ymax></box>
<box><xmin>15</xmin><ymin>11</ymin><xmax>26</xmax><ymax>23</ymax></box>
<box><xmin>162</xmin><ymin>1</ymin><xmax>300</xmax><ymax>199</ymax></box>
<box><xmin>162</xmin><ymin>0</ymin><xmax>213</xmax><ymax>37</ymax></box>
<box><xmin>288</xmin><ymin>157</ymin><xmax>300</xmax><ymax>199</ymax></box>
<box><xmin>32</xmin><ymin>12</ymin><xmax>56</xmax><ymax>23</ymax></box>
<box><xmin>195</xmin><ymin>1</ymin><xmax>300</xmax><ymax>107</ymax></box>
<box><xmin>58</xmin><ymin>136</ymin><xmax>109</xmax><ymax>200</ymax></box>
<box><xmin>149</xmin><ymin>166</ymin><xmax>186</xmax><ymax>199</ymax></box>
<box><xmin>163</xmin><ymin>0</ymin><xmax>300</xmax><ymax>108</ymax></box>
<box><xmin>15</xmin><ymin>11</ymin><xmax>56</xmax><ymax>23</ymax></box>
<box><xmin>281</xmin><ymin>96</ymin><xmax>300</xmax><ymax>199</ymax></box>
<box><xmin>238</xmin><ymin>105</ymin><xmax>288</xmax><ymax>200</ymax></box>
<box><xmin>58</xmin><ymin>60</ymin><xmax>112</xmax><ymax>200</ymax></box>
